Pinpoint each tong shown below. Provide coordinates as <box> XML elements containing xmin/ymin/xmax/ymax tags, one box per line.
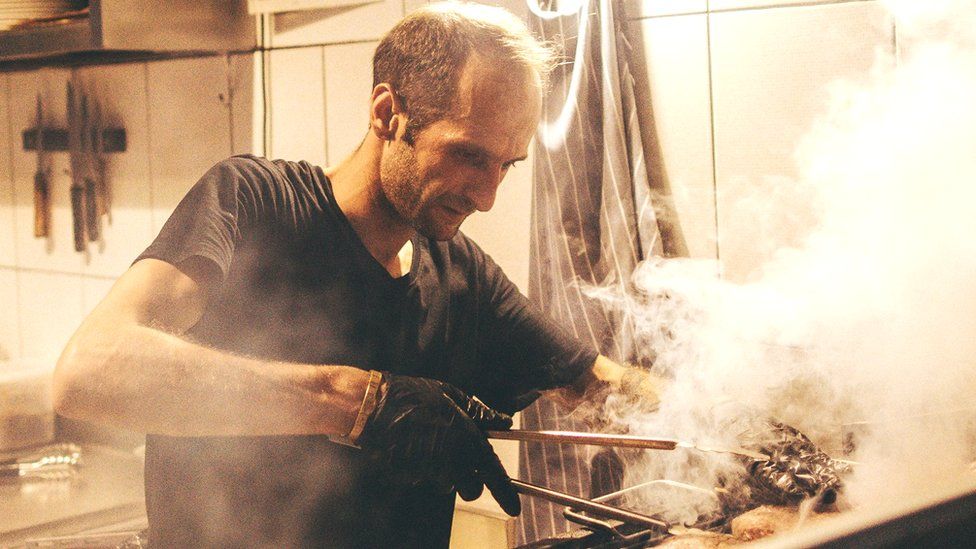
<box><xmin>491</xmin><ymin>430</ymin><xmax>767</xmax><ymax>540</ymax></box>
<box><xmin>0</xmin><ymin>443</ymin><xmax>81</xmax><ymax>481</ymax></box>
<box><xmin>488</xmin><ymin>429</ymin><xmax>768</xmax><ymax>460</ymax></box>
<box><xmin>511</xmin><ymin>478</ymin><xmax>669</xmax><ymax>532</ymax></box>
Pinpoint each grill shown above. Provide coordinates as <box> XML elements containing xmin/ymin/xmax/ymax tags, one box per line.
<box><xmin>492</xmin><ymin>426</ymin><xmax>849</xmax><ymax>548</ymax></box>
<box><xmin>513</xmin><ymin>478</ymin><xmax>729</xmax><ymax>548</ymax></box>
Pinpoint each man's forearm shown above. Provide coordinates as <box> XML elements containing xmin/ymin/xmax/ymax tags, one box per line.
<box><xmin>54</xmin><ymin>322</ymin><xmax>369</xmax><ymax>438</ymax></box>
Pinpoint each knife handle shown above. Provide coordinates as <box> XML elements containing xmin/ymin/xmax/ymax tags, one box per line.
<box><xmin>70</xmin><ymin>184</ymin><xmax>86</xmax><ymax>252</ymax></box>
<box><xmin>84</xmin><ymin>178</ymin><xmax>99</xmax><ymax>241</ymax></box>
<box><xmin>33</xmin><ymin>171</ymin><xmax>50</xmax><ymax>238</ymax></box>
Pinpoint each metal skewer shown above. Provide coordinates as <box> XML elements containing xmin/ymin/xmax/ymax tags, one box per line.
<box><xmin>488</xmin><ymin>429</ymin><xmax>677</xmax><ymax>450</ymax></box>
<box><xmin>488</xmin><ymin>429</ymin><xmax>768</xmax><ymax>460</ymax></box>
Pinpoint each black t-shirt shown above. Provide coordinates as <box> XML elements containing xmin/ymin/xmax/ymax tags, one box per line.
<box><xmin>135</xmin><ymin>155</ymin><xmax>596</xmax><ymax>548</ymax></box>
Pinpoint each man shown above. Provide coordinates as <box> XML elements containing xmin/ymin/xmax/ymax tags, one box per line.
<box><xmin>54</xmin><ymin>2</ymin><xmax>660</xmax><ymax>547</ymax></box>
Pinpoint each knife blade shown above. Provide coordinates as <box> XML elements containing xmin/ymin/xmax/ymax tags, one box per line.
<box><xmin>81</xmin><ymin>92</ymin><xmax>99</xmax><ymax>242</ymax></box>
<box><xmin>67</xmin><ymin>81</ymin><xmax>87</xmax><ymax>252</ymax></box>
<box><xmin>32</xmin><ymin>95</ymin><xmax>50</xmax><ymax>238</ymax></box>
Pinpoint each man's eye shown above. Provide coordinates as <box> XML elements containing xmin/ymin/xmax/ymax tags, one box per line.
<box><xmin>455</xmin><ymin>150</ymin><xmax>486</xmax><ymax>168</ymax></box>
<box><xmin>503</xmin><ymin>161</ymin><xmax>520</xmax><ymax>170</ymax></box>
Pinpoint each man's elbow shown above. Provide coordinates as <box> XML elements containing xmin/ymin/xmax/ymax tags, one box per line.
<box><xmin>52</xmin><ymin>337</ymin><xmax>101</xmax><ymax>420</ymax></box>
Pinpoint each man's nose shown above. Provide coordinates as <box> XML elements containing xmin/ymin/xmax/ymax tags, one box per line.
<box><xmin>469</xmin><ymin>166</ymin><xmax>503</xmax><ymax>212</ymax></box>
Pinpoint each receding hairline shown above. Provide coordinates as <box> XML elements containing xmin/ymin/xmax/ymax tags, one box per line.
<box><xmin>374</xmin><ymin>1</ymin><xmax>557</xmax><ymax>88</ymax></box>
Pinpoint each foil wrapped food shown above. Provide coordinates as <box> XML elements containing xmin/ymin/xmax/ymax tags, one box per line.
<box><xmin>742</xmin><ymin>421</ymin><xmax>850</xmax><ymax>507</ymax></box>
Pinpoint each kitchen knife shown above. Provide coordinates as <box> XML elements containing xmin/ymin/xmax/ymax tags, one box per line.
<box><xmin>81</xmin><ymin>93</ymin><xmax>99</xmax><ymax>241</ymax></box>
<box><xmin>32</xmin><ymin>95</ymin><xmax>50</xmax><ymax>238</ymax></box>
<box><xmin>91</xmin><ymin>96</ymin><xmax>108</xmax><ymax>218</ymax></box>
<box><xmin>67</xmin><ymin>81</ymin><xmax>87</xmax><ymax>252</ymax></box>
<box><xmin>488</xmin><ymin>429</ymin><xmax>769</xmax><ymax>460</ymax></box>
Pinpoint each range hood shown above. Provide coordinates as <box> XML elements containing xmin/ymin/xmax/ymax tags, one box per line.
<box><xmin>0</xmin><ymin>0</ymin><xmax>256</xmax><ymax>64</ymax></box>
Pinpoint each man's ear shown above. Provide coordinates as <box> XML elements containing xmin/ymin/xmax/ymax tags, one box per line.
<box><xmin>370</xmin><ymin>83</ymin><xmax>403</xmax><ymax>141</ymax></box>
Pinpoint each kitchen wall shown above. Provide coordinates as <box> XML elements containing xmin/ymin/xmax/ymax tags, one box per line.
<box><xmin>0</xmin><ymin>56</ymin><xmax>253</xmax><ymax>367</ymax></box>
<box><xmin>624</xmin><ymin>0</ymin><xmax>895</xmax><ymax>279</ymax></box>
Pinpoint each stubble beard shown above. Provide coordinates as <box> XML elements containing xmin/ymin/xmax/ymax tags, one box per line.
<box><xmin>379</xmin><ymin>142</ymin><xmax>460</xmax><ymax>241</ymax></box>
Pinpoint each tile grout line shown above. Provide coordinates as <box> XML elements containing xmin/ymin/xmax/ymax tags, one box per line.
<box><xmin>261</xmin><ymin>13</ymin><xmax>274</xmax><ymax>158</ymax></box>
<box><xmin>708</xmin><ymin>0</ymin><xmax>876</xmax><ymax>14</ymax></box>
<box><xmin>628</xmin><ymin>0</ymin><xmax>878</xmax><ymax>21</ymax></box>
<box><xmin>143</xmin><ymin>62</ymin><xmax>156</xmax><ymax>233</ymax></box>
<box><xmin>704</xmin><ymin>4</ymin><xmax>722</xmax><ymax>274</ymax></box>
<box><xmin>891</xmin><ymin>12</ymin><xmax>899</xmax><ymax>68</ymax></box>
<box><xmin>321</xmin><ymin>46</ymin><xmax>329</xmax><ymax>165</ymax></box>
<box><xmin>1</xmin><ymin>264</ymin><xmax>119</xmax><ymax>281</ymax></box>
<box><xmin>4</xmin><ymin>73</ymin><xmax>26</xmax><ymax>359</ymax></box>
<box><xmin>226</xmin><ymin>54</ymin><xmax>235</xmax><ymax>157</ymax></box>
<box><xmin>4</xmin><ymin>73</ymin><xmax>15</xmax><ymax>267</ymax></box>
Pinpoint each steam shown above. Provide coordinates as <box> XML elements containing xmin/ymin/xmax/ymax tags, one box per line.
<box><xmin>595</xmin><ymin>0</ymin><xmax>976</xmax><ymax>521</ymax></box>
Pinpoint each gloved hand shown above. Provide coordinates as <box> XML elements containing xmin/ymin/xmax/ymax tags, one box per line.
<box><xmin>618</xmin><ymin>367</ymin><xmax>665</xmax><ymax>412</ymax></box>
<box><xmin>598</xmin><ymin>366</ymin><xmax>666</xmax><ymax>431</ymax></box>
<box><xmin>356</xmin><ymin>372</ymin><xmax>522</xmax><ymax>516</ymax></box>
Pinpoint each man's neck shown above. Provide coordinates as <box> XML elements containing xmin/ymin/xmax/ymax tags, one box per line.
<box><xmin>324</xmin><ymin>136</ymin><xmax>415</xmax><ymax>276</ymax></box>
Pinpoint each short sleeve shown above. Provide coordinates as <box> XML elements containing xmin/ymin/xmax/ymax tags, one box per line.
<box><xmin>475</xmin><ymin>249</ymin><xmax>598</xmax><ymax>413</ymax></box>
<box><xmin>135</xmin><ymin>156</ymin><xmax>263</xmax><ymax>287</ymax></box>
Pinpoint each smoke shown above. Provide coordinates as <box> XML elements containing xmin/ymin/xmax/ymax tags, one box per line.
<box><xmin>594</xmin><ymin>0</ymin><xmax>976</xmax><ymax>522</ymax></box>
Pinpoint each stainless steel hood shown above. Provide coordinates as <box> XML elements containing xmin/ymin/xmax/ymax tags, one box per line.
<box><xmin>0</xmin><ymin>0</ymin><xmax>256</xmax><ymax>63</ymax></box>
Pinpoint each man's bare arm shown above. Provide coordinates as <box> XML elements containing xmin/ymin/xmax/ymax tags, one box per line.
<box><xmin>53</xmin><ymin>258</ymin><xmax>368</xmax><ymax>437</ymax></box>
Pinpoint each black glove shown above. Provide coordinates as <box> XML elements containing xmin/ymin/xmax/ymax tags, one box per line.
<box><xmin>357</xmin><ymin>373</ymin><xmax>522</xmax><ymax>516</ymax></box>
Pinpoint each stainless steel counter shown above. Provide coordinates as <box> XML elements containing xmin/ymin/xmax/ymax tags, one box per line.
<box><xmin>0</xmin><ymin>445</ymin><xmax>145</xmax><ymax>546</ymax></box>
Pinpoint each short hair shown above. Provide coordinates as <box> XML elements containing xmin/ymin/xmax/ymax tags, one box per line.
<box><xmin>373</xmin><ymin>1</ymin><xmax>557</xmax><ymax>142</ymax></box>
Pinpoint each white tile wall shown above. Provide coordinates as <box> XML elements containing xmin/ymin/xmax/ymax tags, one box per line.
<box><xmin>624</xmin><ymin>0</ymin><xmax>707</xmax><ymax>19</ymax></box>
<box><xmin>323</xmin><ymin>42</ymin><xmax>376</xmax><ymax>164</ymax></box>
<box><xmin>17</xmin><ymin>270</ymin><xmax>83</xmax><ymax>361</ymax></box>
<box><xmin>147</xmin><ymin>56</ymin><xmax>233</xmax><ymax>230</ymax></box>
<box><xmin>81</xmin><ymin>276</ymin><xmax>116</xmax><ymax>317</ymax></box>
<box><xmin>459</xmin><ymin>150</ymin><xmax>534</xmax><ymax>292</ymax></box>
<box><xmin>404</xmin><ymin>0</ymin><xmax>428</xmax><ymax>13</ymax></box>
<box><xmin>710</xmin><ymin>1</ymin><xmax>894</xmax><ymax>281</ymax></box>
<box><xmin>486</xmin><ymin>0</ymin><xmax>531</xmax><ymax>19</ymax></box>
<box><xmin>709</xmin><ymin>0</ymin><xmax>840</xmax><ymax>10</ymax></box>
<box><xmin>270</xmin><ymin>0</ymin><xmax>405</xmax><ymax>47</ymax></box>
<box><xmin>75</xmin><ymin>63</ymin><xmax>155</xmax><ymax>278</ymax></box>
<box><xmin>0</xmin><ymin>268</ymin><xmax>20</xmax><ymax>362</ymax></box>
<box><xmin>229</xmin><ymin>53</ymin><xmax>258</xmax><ymax>156</ymax></box>
<box><xmin>0</xmin><ymin>75</ymin><xmax>14</xmax><ymax>268</ymax></box>
<box><xmin>630</xmin><ymin>14</ymin><xmax>716</xmax><ymax>259</ymax></box>
<box><xmin>269</xmin><ymin>47</ymin><xmax>327</xmax><ymax>166</ymax></box>
<box><xmin>10</xmin><ymin>69</ymin><xmax>84</xmax><ymax>274</ymax></box>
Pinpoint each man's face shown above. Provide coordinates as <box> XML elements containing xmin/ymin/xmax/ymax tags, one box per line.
<box><xmin>379</xmin><ymin>56</ymin><xmax>542</xmax><ymax>241</ymax></box>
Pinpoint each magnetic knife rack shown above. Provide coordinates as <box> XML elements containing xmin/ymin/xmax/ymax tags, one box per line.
<box><xmin>22</xmin><ymin>127</ymin><xmax>127</xmax><ymax>153</ymax></box>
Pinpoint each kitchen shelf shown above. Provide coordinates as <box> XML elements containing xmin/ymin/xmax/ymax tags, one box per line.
<box><xmin>247</xmin><ymin>0</ymin><xmax>382</xmax><ymax>15</ymax></box>
<box><xmin>0</xmin><ymin>0</ymin><xmax>256</xmax><ymax>66</ymax></box>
